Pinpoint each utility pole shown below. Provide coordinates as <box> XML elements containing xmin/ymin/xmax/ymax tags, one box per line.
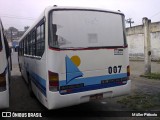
<box><xmin>143</xmin><ymin>17</ymin><xmax>151</xmax><ymax>75</ymax></box>
<box><xmin>126</xmin><ymin>18</ymin><xmax>134</xmax><ymax>27</ymax></box>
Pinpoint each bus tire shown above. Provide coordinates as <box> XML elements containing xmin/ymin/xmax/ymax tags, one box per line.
<box><xmin>28</xmin><ymin>75</ymin><xmax>34</xmax><ymax>98</ymax></box>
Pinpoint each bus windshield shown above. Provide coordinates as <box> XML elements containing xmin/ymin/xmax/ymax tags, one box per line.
<box><xmin>49</xmin><ymin>10</ymin><xmax>126</xmax><ymax>49</ymax></box>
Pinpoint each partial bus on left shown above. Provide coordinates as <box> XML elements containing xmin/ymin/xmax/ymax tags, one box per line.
<box><xmin>0</xmin><ymin>18</ymin><xmax>11</xmax><ymax>109</ymax></box>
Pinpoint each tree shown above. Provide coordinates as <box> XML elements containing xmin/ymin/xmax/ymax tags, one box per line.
<box><xmin>24</xmin><ymin>26</ymin><xmax>29</xmax><ymax>31</ymax></box>
<box><xmin>8</xmin><ymin>27</ymin><xmax>18</xmax><ymax>32</ymax></box>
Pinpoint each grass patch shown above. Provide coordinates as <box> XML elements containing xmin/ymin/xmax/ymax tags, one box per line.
<box><xmin>117</xmin><ymin>93</ymin><xmax>160</xmax><ymax>110</ymax></box>
<box><xmin>140</xmin><ymin>73</ymin><xmax>160</xmax><ymax>80</ymax></box>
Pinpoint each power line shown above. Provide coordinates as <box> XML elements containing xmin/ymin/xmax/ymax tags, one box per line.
<box><xmin>0</xmin><ymin>15</ymin><xmax>35</xmax><ymax>20</ymax></box>
<box><xmin>0</xmin><ymin>13</ymin><xmax>35</xmax><ymax>19</ymax></box>
<box><xmin>150</xmin><ymin>11</ymin><xmax>160</xmax><ymax>18</ymax></box>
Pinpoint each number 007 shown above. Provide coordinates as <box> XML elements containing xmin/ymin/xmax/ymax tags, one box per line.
<box><xmin>108</xmin><ymin>65</ymin><xmax>122</xmax><ymax>74</ymax></box>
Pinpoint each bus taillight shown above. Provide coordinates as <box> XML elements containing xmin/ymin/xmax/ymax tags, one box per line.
<box><xmin>0</xmin><ymin>71</ymin><xmax>6</xmax><ymax>91</ymax></box>
<box><xmin>48</xmin><ymin>71</ymin><xmax>59</xmax><ymax>91</ymax></box>
<box><xmin>127</xmin><ymin>65</ymin><xmax>130</xmax><ymax>76</ymax></box>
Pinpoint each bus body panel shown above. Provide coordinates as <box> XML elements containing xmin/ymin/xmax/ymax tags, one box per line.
<box><xmin>0</xmin><ymin>19</ymin><xmax>10</xmax><ymax>109</ymax></box>
<box><xmin>48</xmin><ymin>49</ymin><xmax>128</xmax><ymax>74</ymax></box>
<box><xmin>19</xmin><ymin>52</ymin><xmax>48</xmax><ymax>107</ymax></box>
<box><xmin>30</xmin><ymin>52</ymin><xmax>48</xmax><ymax>107</ymax></box>
<box><xmin>0</xmin><ymin>52</ymin><xmax>6</xmax><ymax>73</ymax></box>
<box><xmin>19</xmin><ymin>55</ymin><xmax>48</xmax><ymax>107</ymax></box>
<box><xmin>0</xmin><ymin>50</ymin><xmax>9</xmax><ymax>109</ymax></box>
<box><xmin>47</xmin><ymin>80</ymin><xmax>131</xmax><ymax>109</ymax></box>
<box><xmin>18</xmin><ymin>6</ymin><xmax>131</xmax><ymax>110</ymax></box>
<box><xmin>47</xmin><ymin>48</ymin><xmax>129</xmax><ymax>96</ymax></box>
<box><xmin>0</xmin><ymin>90</ymin><xmax>9</xmax><ymax>108</ymax></box>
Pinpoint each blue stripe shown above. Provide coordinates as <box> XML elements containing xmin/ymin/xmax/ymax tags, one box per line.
<box><xmin>59</xmin><ymin>73</ymin><xmax>127</xmax><ymax>86</ymax></box>
<box><xmin>59</xmin><ymin>73</ymin><xmax>128</xmax><ymax>95</ymax></box>
<box><xmin>30</xmin><ymin>72</ymin><xmax>46</xmax><ymax>96</ymax></box>
<box><xmin>28</xmin><ymin>72</ymin><xmax>127</xmax><ymax>96</ymax></box>
<box><xmin>60</xmin><ymin>81</ymin><xmax>127</xmax><ymax>95</ymax></box>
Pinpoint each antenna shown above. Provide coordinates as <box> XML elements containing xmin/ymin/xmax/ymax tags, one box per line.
<box><xmin>126</xmin><ymin>18</ymin><xmax>134</xmax><ymax>27</ymax></box>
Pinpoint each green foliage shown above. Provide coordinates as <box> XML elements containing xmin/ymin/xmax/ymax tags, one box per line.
<box><xmin>117</xmin><ymin>93</ymin><xmax>160</xmax><ymax>110</ymax></box>
<box><xmin>140</xmin><ymin>73</ymin><xmax>160</xmax><ymax>80</ymax></box>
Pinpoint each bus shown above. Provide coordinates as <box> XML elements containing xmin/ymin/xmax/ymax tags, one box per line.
<box><xmin>0</xmin><ymin>18</ymin><xmax>11</xmax><ymax>109</ymax></box>
<box><xmin>18</xmin><ymin>6</ymin><xmax>131</xmax><ymax>110</ymax></box>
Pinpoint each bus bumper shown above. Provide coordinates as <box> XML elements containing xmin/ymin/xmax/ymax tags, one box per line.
<box><xmin>0</xmin><ymin>90</ymin><xmax>9</xmax><ymax>109</ymax></box>
<box><xmin>47</xmin><ymin>80</ymin><xmax>131</xmax><ymax>110</ymax></box>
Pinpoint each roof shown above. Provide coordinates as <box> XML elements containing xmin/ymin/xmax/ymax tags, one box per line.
<box><xmin>46</xmin><ymin>6</ymin><xmax>124</xmax><ymax>15</ymax></box>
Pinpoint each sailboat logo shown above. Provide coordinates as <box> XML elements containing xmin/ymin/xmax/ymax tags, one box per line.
<box><xmin>65</xmin><ymin>55</ymin><xmax>83</xmax><ymax>84</ymax></box>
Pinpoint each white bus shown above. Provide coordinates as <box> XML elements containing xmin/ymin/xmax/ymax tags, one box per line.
<box><xmin>0</xmin><ymin>18</ymin><xmax>11</xmax><ymax>109</ymax></box>
<box><xmin>18</xmin><ymin>6</ymin><xmax>131</xmax><ymax>110</ymax></box>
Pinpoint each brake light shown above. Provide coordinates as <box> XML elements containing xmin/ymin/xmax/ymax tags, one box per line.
<box><xmin>48</xmin><ymin>71</ymin><xmax>59</xmax><ymax>91</ymax></box>
<box><xmin>127</xmin><ymin>65</ymin><xmax>130</xmax><ymax>76</ymax></box>
<box><xmin>0</xmin><ymin>71</ymin><xmax>6</xmax><ymax>91</ymax></box>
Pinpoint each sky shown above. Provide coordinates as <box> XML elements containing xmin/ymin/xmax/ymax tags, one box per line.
<box><xmin>0</xmin><ymin>0</ymin><xmax>160</xmax><ymax>30</ymax></box>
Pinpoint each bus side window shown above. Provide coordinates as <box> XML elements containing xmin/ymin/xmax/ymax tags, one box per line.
<box><xmin>26</xmin><ymin>36</ymin><xmax>29</xmax><ymax>55</ymax></box>
<box><xmin>18</xmin><ymin>42</ymin><xmax>21</xmax><ymax>56</ymax></box>
<box><xmin>36</xmin><ymin>23</ymin><xmax>45</xmax><ymax>57</ymax></box>
<box><xmin>19</xmin><ymin>42</ymin><xmax>21</xmax><ymax>55</ymax></box>
<box><xmin>27</xmin><ymin>33</ymin><xmax>31</xmax><ymax>55</ymax></box>
<box><xmin>0</xmin><ymin>27</ymin><xmax>2</xmax><ymax>51</ymax></box>
<box><xmin>24</xmin><ymin>37</ymin><xmax>26</xmax><ymax>54</ymax></box>
<box><xmin>22</xmin><ymin>40</ymin><xmax>24</xmax><ymax>56</ymax></box>
<box><xmin>31</xmin><ymin>30</ymin><xmax>36</xmax><ymax>56</ymax></box>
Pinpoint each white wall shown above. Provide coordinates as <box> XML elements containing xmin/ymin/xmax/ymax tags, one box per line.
<box><xmin>126</xmin><ymin>22</ymin><xmax>160</xmax><ymax>61</ymax></box>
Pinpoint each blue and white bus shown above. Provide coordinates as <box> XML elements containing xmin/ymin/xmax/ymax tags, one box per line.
<box><xmin>18</xmin><ymin>6</ymin><xmax>131</xmax><ymax>110</ymax></box>
<box><xmin>0</xmin><ymin>18</ymin><xmax>11</xmax><ymax>109</ymax></box>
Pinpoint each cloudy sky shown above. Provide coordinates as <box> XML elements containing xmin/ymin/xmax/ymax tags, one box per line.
<box><xmin>0</xmin><ymin>0</ymin><xmax>160</xmax><ymax>30</ymax></box>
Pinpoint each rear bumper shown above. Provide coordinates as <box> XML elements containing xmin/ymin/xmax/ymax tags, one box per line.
<box><xmin>0</xmin><ymin>90</ymin><xmax>9</xmax><ymax>109</ymax></box>
<box><xmin>47</xmin><ymin>80</ymin><xmax>131</xmax><ymax>110</ymax></box>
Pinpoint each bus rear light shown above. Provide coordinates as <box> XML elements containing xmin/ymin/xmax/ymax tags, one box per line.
<box><xmin>0</xmin><ymin>71</ymin><xmax>6</xmax><ymax>91</ymax></box>
<box><xmin>127</xmin><ymin>65</ymin><xmax>130</xmax><ymax>76</ymax></box>
<box><xmin>48</xmin><ymin>71</ymin><xmax>59</xmax><ymax>91</ymax></box>
<box><xmin>49</xmin><ymin>81</ymin><xmax>59</xmax><ymax>86</ymax></box>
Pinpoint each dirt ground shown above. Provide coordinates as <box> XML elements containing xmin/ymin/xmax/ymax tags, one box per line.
<box><xmin>8</xmin><ymin>61</ymin><xmax>160</xmax><ymax>120</ymax></box>
<box><xmin>106</xmin><ymin>61</ymin><xmax>160</xmax><ymax>111</ymax></box>
<box><xmin>11</xmin><ymin>61</ymin><xmax>160</xmax><ymax>112</ymax></box>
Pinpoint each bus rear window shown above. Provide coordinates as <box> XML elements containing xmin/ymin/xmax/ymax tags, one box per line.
<box><xmin>49</xmin><ymin>10</ymin><xmax>125</xmax><ymax>49</ymax></box>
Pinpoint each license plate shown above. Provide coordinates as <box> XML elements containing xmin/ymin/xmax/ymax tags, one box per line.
<box><xmin>90</xmin><ymin>93</ymin><xmax>103</xmax><ymax>101</ymax></box>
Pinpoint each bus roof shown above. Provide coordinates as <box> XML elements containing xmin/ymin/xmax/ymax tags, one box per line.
<box><xmin>46</xmin><ymin>6</ymin><xmax>124</xmax><ymax>15</ymax></box>
<box><xmin>19</xmin><ymin>6</ymin><xmax>124</xmax><ymax>42</ymax></box>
